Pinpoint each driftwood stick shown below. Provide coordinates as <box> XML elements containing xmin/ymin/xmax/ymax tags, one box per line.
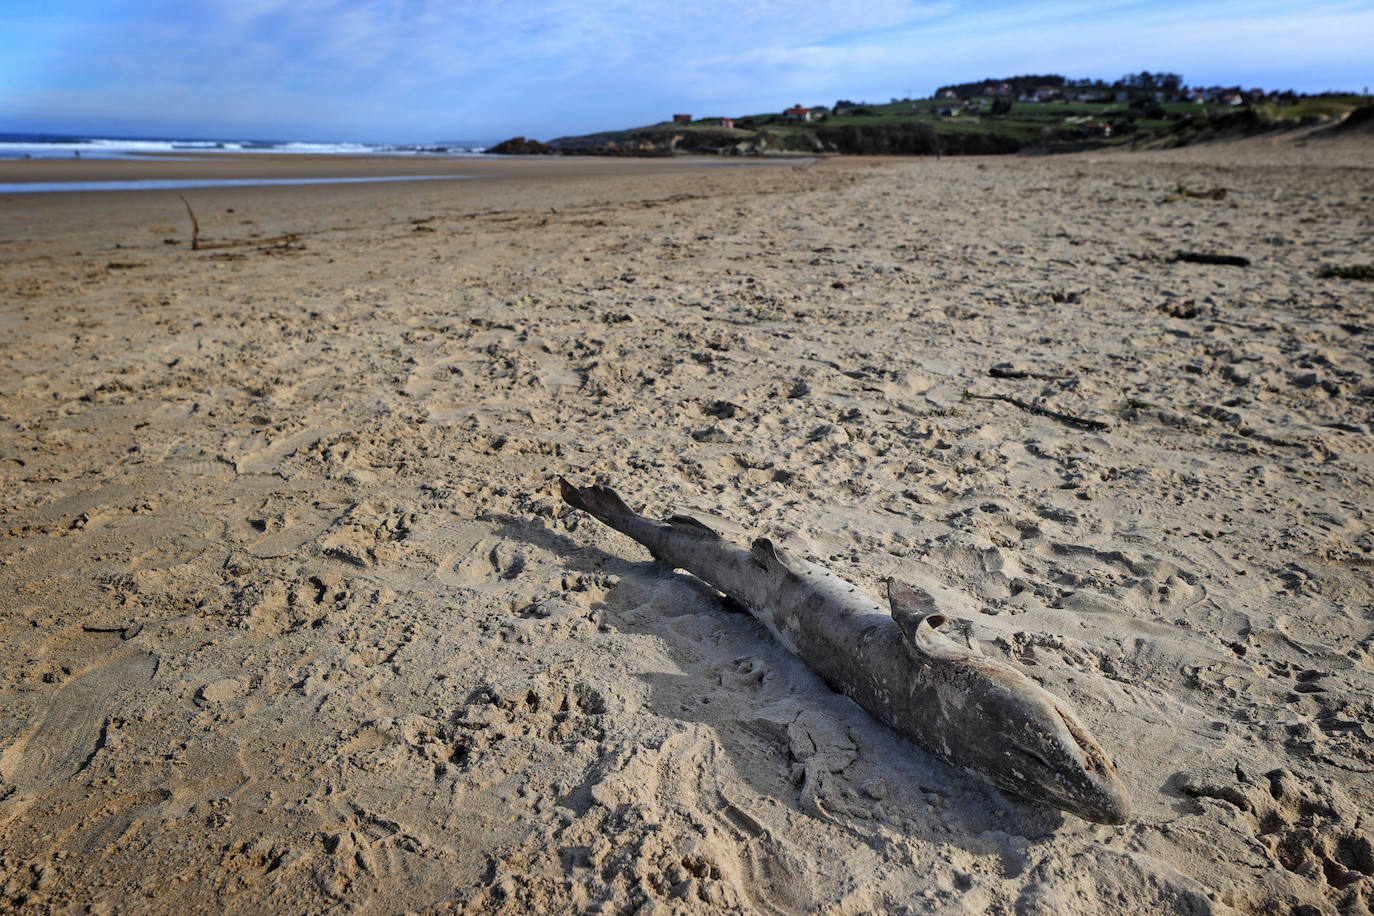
<box><xmin>1174</xmin><ymin>250</ymin><xmax>1250</xmax><ymax>267</ymax></box>
<box><xmin>193</xmin><ymin>233</ymin><xmax>300</xmax><ymax>251</ymax></box>
<box><xmin>1161</xmin><ymin>184</ymin><xmax>1228</xmax><ymax>203</ymax></box>
<box><xmin>178</xmin><ymin>195</ymin><xmax>300</xmax><ymax>250</ymax></box>
<box><xmin>180</xmin><ymin>195</ymin><xmax>200</xmax><ymax>250</ymax></box>
<box><xmin>964</xmin><ymin>391</ymin><xmax>1110</xmax><ymax>432</ymax></box>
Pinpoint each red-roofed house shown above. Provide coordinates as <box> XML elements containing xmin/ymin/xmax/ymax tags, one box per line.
<box><xmin>784</xmin><ymin>105</ymin><xmax>812</xmax><ymax>121</ymax></box>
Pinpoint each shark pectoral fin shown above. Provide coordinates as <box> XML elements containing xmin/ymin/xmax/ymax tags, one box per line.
<box><xmin>887</xmin><ymin>578</ymin><xmax>966</xmax><ymax>660</ymax></box>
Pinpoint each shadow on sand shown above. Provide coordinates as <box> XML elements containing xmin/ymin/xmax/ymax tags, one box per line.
<box><xmin>489</xmin><ymin>511</ymin><xmax>1070</xmax><ymax>865</ymax></box>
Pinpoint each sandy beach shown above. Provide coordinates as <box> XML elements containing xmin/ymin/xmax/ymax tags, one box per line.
<box><xmin>1</xmin><ymin>133</ymin><xmax>1371</xmax><ymax>913</ymax></box>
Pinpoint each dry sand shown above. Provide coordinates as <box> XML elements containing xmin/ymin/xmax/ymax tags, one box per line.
<box><xmin>0</xmin><ymin>135</ymin><xmax>1371</xmax><ymax>914</ymax></box>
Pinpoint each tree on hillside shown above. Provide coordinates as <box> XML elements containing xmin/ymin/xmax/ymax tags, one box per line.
<box><xmin>934</xmin><ymin>74</ymin><xmax>1064</xmax><ymax>100</ymax></box>
<box><xmin>1120</xmin><ymin>71</ymin><xmax>1183</xmax><ymax>93</ymax></box>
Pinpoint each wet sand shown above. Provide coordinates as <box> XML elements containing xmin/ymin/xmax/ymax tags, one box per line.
<box><xmin>1</xmin><ymin>136</ymin><xmax>1372</xmax><ymax>913</ymax></box>
<box><xmin>0</xmin><ymin>151</ymin><xmax>788</xmax><ymax>185</ymax></box>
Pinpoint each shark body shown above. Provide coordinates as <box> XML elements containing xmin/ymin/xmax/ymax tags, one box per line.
<box><xmin>559</xmin><ymin>477</ymin><xmax>1131</xmax><ymax>824</ymax></box>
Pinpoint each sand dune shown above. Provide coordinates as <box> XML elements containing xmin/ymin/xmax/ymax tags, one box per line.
<box><xmin>1</xmin><ymin>140</ymin><xmax>1371</xmax><ymax>913</ymax></box>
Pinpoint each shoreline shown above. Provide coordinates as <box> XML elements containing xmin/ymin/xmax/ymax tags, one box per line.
<box><xmin>0</xmin><ymin>174</ymin><xmax>482</xmax><ymax>195</ymax></box>
<box><xmin>0</xmin><ymin>153</ymin><xmax>805</xmax><ymax>249</ymax></box>
<box><xmin>0</xmin><ymin>151</ymin><xmax>797</xmax><ymax>188</ymax></box>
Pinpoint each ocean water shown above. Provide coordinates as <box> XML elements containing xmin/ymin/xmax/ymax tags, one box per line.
<box><xmin>0</xmin><ymin>132</ymin><xmax>491</xmax><ymax>160</ymax></box>
<box><xmin>0</xmin><ymin>175</ymin><xmax>478</xmax><ymax>194</ymax></box>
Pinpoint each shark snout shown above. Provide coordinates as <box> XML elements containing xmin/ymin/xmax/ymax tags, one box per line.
<box><xmin>999</xmin><ymin>738</ymin><xmax>1131</xmax><ymax>824</ymax></box>
<box><xmin>973</xmin><ymin>672</ymin><xmax>1133</xmax><ymax>824</ymax></box>
<box><xmin>1075</xmin><ymin>771</ymin><xmax>1133</xmax><ymax>825</ymax></box>
<box><xmin>1026</xmin><ymin>704</ymin><xmax>1132</xmax><ymax>825</ymax></box>
<box><xmin>1049</xmin><ymin>703</ymin><xmax>1132</xmax><ymax>824</ymax></box>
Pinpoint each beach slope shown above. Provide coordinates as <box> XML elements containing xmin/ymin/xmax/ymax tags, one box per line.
<box><xmin>1</xmin><ymin>137</ymin><xmax>1371</xmax><ymax>913</ymax></box>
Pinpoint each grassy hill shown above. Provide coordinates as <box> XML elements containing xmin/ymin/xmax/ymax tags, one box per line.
<box><xmin>539</xmin><ymin>94</ymin><xmax>1370</xmax><ymax>157</ymax></box>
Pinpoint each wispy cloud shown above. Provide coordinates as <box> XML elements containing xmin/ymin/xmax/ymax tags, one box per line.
<box><xmin>1</xmin><ymin>0</ymin><xmax>1369</xmax><ymax>140</ymax></box>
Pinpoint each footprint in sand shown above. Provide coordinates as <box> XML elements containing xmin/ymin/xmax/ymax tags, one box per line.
<box><xmin>1179</xmin><ymin>766</ymin><xmax>1374</xmax><ymax>903</ymax></box>
<box><xmin>317</xmin><ymin>503</ymin><xmax>414</xmax><ymax>568</ymax></box>
<box><xmin>440</xmin><ymin>537</ymin><xmax>527</xmax><ymax>587</ymax></box>
<box><xmin>227</xmin><ymin>427</ymin><xmax>341</xmax><ymax>475</ymax></box>
<box><xmin>0</xmin><ymin>649</ymin><xmax>157</xmax><ymax>798</ymax></box>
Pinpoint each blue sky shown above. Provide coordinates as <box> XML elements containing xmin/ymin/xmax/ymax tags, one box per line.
<box><xmin>1</xmin><ymin>0</ymin><xmax>1370</xmax><ymax>142</ymax></box>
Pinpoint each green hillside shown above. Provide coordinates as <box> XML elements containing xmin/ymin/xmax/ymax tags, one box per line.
<box><xmin>537</xmin><ymin>91</ymin><xmax>1370</xmax><ymax>157</ymax></box>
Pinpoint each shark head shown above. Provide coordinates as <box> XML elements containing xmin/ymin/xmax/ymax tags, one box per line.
<box><xmin>951</xmin><ymin>661</ymin><xmax>1133</xmax><ymax>824</ymax></box>
<box><xmin>888</xmin><ymin>579</ymin><xmax>1132</xmax><ymax>825</ymax></box>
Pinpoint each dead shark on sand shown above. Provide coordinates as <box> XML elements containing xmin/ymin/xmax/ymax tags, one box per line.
<box><xmin>559</xmin><ymin>477</ymin><xmax>1132</xmax><ymax>825</ymax></box>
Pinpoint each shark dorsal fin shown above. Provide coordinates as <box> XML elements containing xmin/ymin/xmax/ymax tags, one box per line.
<box><xmin>666</xmin><ymin>514</ymin><xmax>723</xmax><ymax>540</ymax></box>
<box><xmin>750</xmin><ymin>537</ymin><xmax>801</xmax><ymax>578</ymax></box>
<box><xmin>887</xmin><ymin>578</ymin><xmax>965</xmax><ymax>660</ymax></box>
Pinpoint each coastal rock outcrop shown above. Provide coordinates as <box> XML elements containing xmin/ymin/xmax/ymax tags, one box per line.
<box><xmin>486</xmin><ymin>136</ymin><xmax>560</xmax><ymax>155</ymax></box>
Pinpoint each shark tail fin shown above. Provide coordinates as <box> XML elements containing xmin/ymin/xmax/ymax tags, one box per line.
<box><xmin>559</xmin><ymin>477</ymin><xmax>636</xmax><ymax>525</ymax></box>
